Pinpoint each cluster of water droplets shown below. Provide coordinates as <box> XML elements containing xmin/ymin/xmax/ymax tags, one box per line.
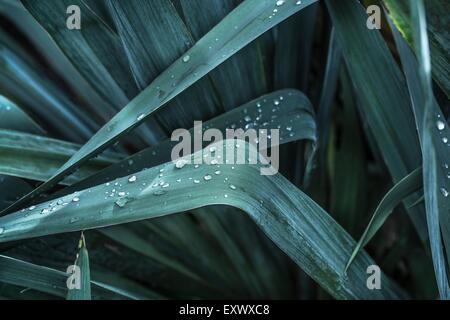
<box><xmin>435</xmin><ymin>115</ymin><xmax>450</xmax><ymax>198</ymax></box>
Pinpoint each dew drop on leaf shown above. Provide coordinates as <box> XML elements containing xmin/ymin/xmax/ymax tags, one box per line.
<box><xmin>436</xmin><ymin>120</ymin><xmax>446</xmax><ymax>131</ymax></box>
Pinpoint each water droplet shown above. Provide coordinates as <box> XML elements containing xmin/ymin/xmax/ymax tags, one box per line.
<box><xmin>194</xmin><ymin>179</ymin><xmax>200</xmax><ymax>184</ymax></box>
<box><xmin>137</xmin><ymin>114</ymin><xmax>145</xmax><ymax>121</ymax></box>
<box><xmin>274</xmin><ymin>100</ymin><xmax>280</xmax><ymax>106</ymax></box>
<box><xmin>162</xmin><ymin>183</ymin><xmax>170</xmax><ymax>188</ymax></box>
<box><xmin>229</xmin><ymin>184</ymin><xmax>237</xmax><ymax>190</ymax></box>
<box><xmin>153</xmin><ymin>190</ymin><xmax>167</xmax><ymax>196</ymax></box>
<box><xmin>204</xmin><ymin>175</ymin><xmax>212</xmax><ymax>181</ymax></box>
<box><xmin>443</xmin><ymin>137</ymin><xmax>449</xmax><ymax>144</ymax></box>
<box><xmin>273</xmin><ymin>8</ymin><xmax>278</xmax><ymax>13</ymax></box>
<box><xmin>182</xmin><ymin>55</ymin><xmax>190</xmax><ymax>63</ymax></box>
<box><xmin>29</xmin><ymin>206</ymin><xmax>36</xmax><ymax>211</ymax></box>
<box><xmin>215</xmin><ymin>171</ymin><xmax>221</xmax><ymax>175</ymax></box>
<box><xmin>176</xmin><ymin>159</ymin><xmax>188</xmax><ymax>169</ymax></box>
<box><xmin>128</xmin><ymin>175</ymin><xmax>137</xmax><ymax>183</ymax></box>
<box><xmin>296</xmin><ymin>0</ymin><xmax>302</xmax><ymax>5</ymax></box>
<box><xmin>276</xmin><ymin>0</ymin><xmax>285</xmax><ymax>6</ymax></box>
<box><xmin>441</xmin><ymin>187</ymin><xmax>449</xmax><ymax>197</ymax></box>
<box><xmin>115</xmin><ymin>197</ymin><xmax>128</xmax><ymax>207</ymax></box>
<box><xmin>437</xmin><ymin>120</ymin><xmax>446</xmax><ymax>131</ymax></box>
<box><xmin>72</xmin><ymin>197</ymin><xmax>80</xmax><ymax>203</ymax></box>
<box><xmin>70</xmin><ymin>217</ymin><xmax>80</xmax><ymax>224</ymax></box>
<box><xmin>41</xmin><ymin>208</ymin><xmax>50</xmax><ymax>214</ymax></box>
<box><xmin>244</xmin><ymin>115</ymin><xmax>252</xmax><ymax>122</ymax></box>
<box><xmin>286</xmin><ymin>126</ymin><xmax>292</xmax><ymax>131</ymax></box>
<box><xmin>257</xmin><ymin>102</ymin><xmax>262</xmax><ymax>108</ymax></box>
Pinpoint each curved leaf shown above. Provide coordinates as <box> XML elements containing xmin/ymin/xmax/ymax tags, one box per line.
<box><xmin>345</xmin><ymin>167</ymin><xmax>423</xmax><ymax>272</ymax></box>
<box><xmin>0</xmin><ymin>129</ymin><xmax>123</xmax><ymax>185</ymax></box>
<box><xmin>2</xmin><ymin>0</ymin><xmax>317</xmax><ymax>214</ymax></box>
<box><xmin>0</xmin><ymin>140</ymin><xmax>407</xmax><ymax>299</ymax></box>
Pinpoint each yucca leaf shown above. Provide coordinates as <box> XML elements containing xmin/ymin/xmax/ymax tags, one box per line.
<box><xmin>0</xmin><ymin>140</ymin><xmax>407</xmax><ymax>299</ymax></box>
<box><xmin>0</xmin><ymin>129</ymin><xmax>123</xmax><ymax>185</ymax></box>
<box><xmin>178</xmin><ymin>0</ymin><xmax>270</xmax><ymax>110</ymax></box>
<box><xmin>20</xmin><ymin>0</ymin><xmax>135</xmax><ymax>109</ymax></box>
<box><xmin>393</xmin><ymin>0</ymin><xmax>450</xmax><ymax>298</ymax></box>
<box><xmin>106</xmin><ymin>0</ymin><xmax>222</xmax><ymax>131</ymax></box>
<box><xmin>345</xmin><ymin>167</ymin><xmax>423</xmax><ymax>272</ymax></box>
<box><xmin>0</xmin><ymin>96</ymin><xmax>43</xmax><ymax>134</ymax></box>
<box><xmin>0</xmin><ymin>31</ymin><xmax>96</xmax><ymax>142</ymax></box>
<box><xmin>384</xmin><ymin>0</ymin><xmax>450</xmax><ymax>99</ymax></box>
<box><xmin>0</xmin><ymin>254</ymin><xmax>140</xmax><ymax>299</ymax></box>
<box><xmin>63</xmin><ymin>89</ymin><xmax>316</xmax><ymax>193</ymax></box>
<box><xmin>66</xmin><ymin>234</ymin><xmax>91</xmax><ymax>300</ymax></box>
<box><xmin>326</xmin><ymin>0</ymin><xmax>427</xmax><ymax>241</ymax></box>
<box><xmin>2</xmin><ymin>0</ymin><xmax>317</xmax><ymax>215</ymax></box>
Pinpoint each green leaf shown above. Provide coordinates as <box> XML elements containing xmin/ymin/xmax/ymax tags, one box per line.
<box><xmin>63</xmin><ymin>89</ymin><xmax>316</xmax><ymax>193</ymax></box>
<box><xmin>325</xmin><ymin>0</ymin><xmax>427</xmax><ymax>241</ymax></box>
<box><xmin>0</xmin><ymin>254</ymin><xmax>138</xmax><ymax>299</ymax></box>
<box><xmin>0</xmin><ymin>129</ymin><xmax>123</xmax><ymax>185</ymax></box>
<box><xmin>3</xmin><ymin>0</ymin><xmax>317</xmax><ymax>215</ymax></box>
<box><xmin>345</xmin><ymin>167</ymin><xmax>423</xmax><ymax>272</ymax></box>
<box><xmin>0</xmin><ymin>140</ymin><xmax>407</xmax><ymax>299</ymax></box>
<box><xmin>0</xmin><ymin>96</ymin><xmax>44</xmax><ymax>135</ymax></box>
<box><xmin>67</xmin><ymin>234</ymin><xmax>91</xmax><ymax>300</ymax></box>
<box><xmin>384</xmin><ymin>0</ymin><xmax>450</xmax><ymax>99</ymax></box>
<box><xmin>393</xmin><ymin>0</ymin><xmax>450</xmax><ymax>299</ymax></box>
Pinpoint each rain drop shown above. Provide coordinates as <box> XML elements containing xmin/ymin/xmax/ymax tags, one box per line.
<box><xmin>276</xmin><ymin>0</ymin><xmax>285</xmax><ymax>6</ymax></box>
<box><xmin>137</xmin><ymin>114</ymin><xmax>145</xmax><ymax>121</ymax></box>
<box><xmin>437</xmin><ymin>120</ymin><xmax>446</xmax><ymax>131</ymax></box>
<box><xmin>441</xmin><ymin>187</ymin><xmax>449</xmax><ymax>197</ymax></box>
<box><xmin>115</xmin><ymin>197</ymin><xmax>128</xmax><ymax>207</ymax></box>
<box><xmin>182</xmin><ymin>55</ymin><xmax>190</xmax><ymax>63</ymax></box>
<box><xmin>229</xmin><ymin>184</ymin><xmax>237</xmax><ymax>190</ymax></box>
<box><xmin>176</xmin><ymin>159</ymin><xmax>189</xmax><ymax>169</ymax></box>
<box><xmin>128</xmin><ymin>175</ymin><xmax>137</xmax><ymax>183</ymax></box>
<box><xmin>204</xmin><ymin>175</ymin><xmax>212</xmax><ymax>181</ymax></box>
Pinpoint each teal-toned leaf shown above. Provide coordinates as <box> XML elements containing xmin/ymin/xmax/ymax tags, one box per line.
<box><xmin>392</xmin><ymin>0</ymin><xmax>450</xmax><ymax>299</ymax></box>
<box><xmin>63</xmin><ymin>89</ymin><xmax>316</xmax><ymax>193</ymax></box>
<box><xmin>325</xmin><ymin>0</ymin><xmax>427</xmax><ymax>241</ymax></box>
<box><xmin>384</xmin><ymin>0</ymin><xmax>450</xmax><ymax>99</ymax></box>
<box><xmin>0</xmin><ymin>140</ymin><xmax>407</xmax><ymax>299</ymax></box>
<box><xmin>67</xmin><ymin>234</ymin><xmax>91</xmax><ymax>300</ymax></box>
<box><xmin>0</xmin><ymin>129</ymin><xmax>123</xmax><ymax>185</ymax></box>
<box><xmin>4</xmin><ymin>0</ymin><xmax>317</xmax><ymax>214</ymax></box>
<box><xmin>0</xmin><ymin>254</ymin><xmax>138</xmax><ymax>299</ymax></box>
<box><xmin>345</xmin><ymin>167</ymin><xmax>423</xmax><ymax>272</ymax></box>
<box><xmin>0</xmin><ymin>96</ymin><xmax>43</xmax><ymax>134</ymax></box>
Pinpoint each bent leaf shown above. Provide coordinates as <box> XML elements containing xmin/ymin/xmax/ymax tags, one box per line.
<box><xmin>0</xmin><ymin>140</ymin><xmax>407</xmax><ymax>299</ymax></box>
<box><xmin>2</xmin><ymin>0</ymin><xmax>317</xmax><ymax>214</ymax></box>
<box><xmin>345</xmin><ymin>167</ymin><xmax>422</xmax><ymax>272</ymax></box>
